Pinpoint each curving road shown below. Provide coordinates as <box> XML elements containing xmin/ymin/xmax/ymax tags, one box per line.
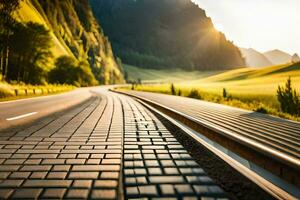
<box><xmin>0</xmin><ymin>88</ymin><xmax>93</xmax><ymax>130</ymax></box>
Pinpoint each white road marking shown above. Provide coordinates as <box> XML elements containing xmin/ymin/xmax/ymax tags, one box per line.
<box><xmin>6</xmin><ymin>112</ymin><xmax>38</xmax><ymax>121</ymax></box>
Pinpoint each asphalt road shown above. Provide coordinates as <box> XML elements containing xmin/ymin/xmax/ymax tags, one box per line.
<box><xmin>0</xmin><ymin>88</ymin><xmax>93</xmax><ymax>130</ymax></box>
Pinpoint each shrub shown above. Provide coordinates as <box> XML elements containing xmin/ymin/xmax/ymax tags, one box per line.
<box><xmin>277</xmin><ymin>77</ymin><xmax>300</xmax><ymax>116</ymax></box>
<box><xmin>255</xmin><ymin>106</ymin><xmax>269</xmax><ymax>114</ymax></box>
<box><xmin>188</xmin><ymin>89</ymin><xmax>201</xmax><ymax>99</ymax></box>
<box><xmin>223</xmin><ymin>88</ymin><xmax>228</xmax><ymax>99</ymax></box>
<box><xmin>49</xmin><ymin>56</ymin><xmax>98</xmax><ymax>87</ymax></box>
<box><xmin>0</xmin><ymin>87</ymin><xmax>15</xmax><ymax>98</ymax></box>
<box><xmin>178</xmin><ymin>89</ymin><xmax>182</xmax><ymax>96</ymax></box>
<box><xmin>170</xmin><ymin>83</ymin><xmax>176</xmax><ymax>95</ymax></box>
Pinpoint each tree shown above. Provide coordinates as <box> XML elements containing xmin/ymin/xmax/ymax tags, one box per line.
<box><xmin>277</xmin><ymin>77</ymin><xmax>300</xmax><ymax>116</ymax></box>
<box><xmin>0</xmin><ymin>0</ymin><xmax>21</xmax><ymax>80</ymax></box>
<box><xmin>188</xmin><ymin>89</ymin><xmax>202</xmax><ymax>99</ymax></box>
<box><xmin>49</xmin><ymin>56</ymin><xmax>98</xmax><ymax>87</ymax></box>
<box><xmin>170</xmin><ymin>83</ymin><xmax>176</xmax><ymax>95</ymax></box>
<box><xmin>8</xmin><ymin>22</ymin><xmax>53</xmax><ymax>84</ymax></box>
<box><xmin>77</xmin><ymin>60</ymin><xmax>98</xmax><ymax>86</ymax></box>
<box><xmin>223</xmin><ymin>88</ymin><xmax>228</xmax><ymax>99</ymax></box>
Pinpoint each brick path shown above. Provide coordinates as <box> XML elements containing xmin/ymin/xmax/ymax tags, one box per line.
<box><xmin>0</xmin><ymin>90</ymin><xmax>227</xmax><ymax>199</ymax></box>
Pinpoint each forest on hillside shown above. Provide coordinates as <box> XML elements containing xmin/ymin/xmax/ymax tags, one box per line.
<box><xmin>0</xmin><ymin>0</ymin><xmax>124</xmax><ymax>86</ymax></box>
<box><xmin>90</xmin><ymin>0</ymin><xmax>245</xmax><ymax>70</ymax></box>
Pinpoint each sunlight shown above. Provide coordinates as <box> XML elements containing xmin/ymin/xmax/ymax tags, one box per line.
<box><xmin>193</xmin><ymin>0</ymin><xmax>300</xmax><ymax>55</ymax></box>
<box><xmin>213</xmin><ymin>22</ymin><xmax>224</xmax><ymax>33</ymax></box>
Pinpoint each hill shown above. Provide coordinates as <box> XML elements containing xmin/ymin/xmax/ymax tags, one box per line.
<box><xmin>15</xmin><ymin>0</ymin><xmax>124</xmax><ymax>84</ymax></box>
<box><xmin>123</xmin><ymin>65</ymin><xmax>220</xmax><ymax>83</ymax></box>
<box><xmin>239</xmin><ymin>48</ymin><xmax>273</xmax><ymax>68</ymax></box>
<box><xmin>126</xmin><ymin>61</ymin><xmax>300</xmax><ymax>95</ymax></box>
<box><xmin>264</xmin><ymin>50</ymin><xmax>292</xmax><ymax>65</ymax></box>
<box><xmin>90</xmin><ymin>0</ymin><xmax>245</xmax><ymax>71</ymax></box>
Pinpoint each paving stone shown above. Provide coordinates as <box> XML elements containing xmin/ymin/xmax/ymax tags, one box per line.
<box><xmin>94</xmin><ymin>180</ymin><xmax>118</xmax><ymax>188</ymax></box>
<box><xmin>9</xmin><ymin>172</ymin><xmax>30</xmax><ymax>179</ymax></box>
<box><xmin>0</xmin><ymin>165</ymin><xmax>20</xmax><ymax>171</ymax></box>
<box><xmin>126</xmin><ymin>186</ymin><xmax>139</xmax><ymax>196</ymax></box>
<box><xmin>42</xmin><ymin>188</ymin><xmax>66</xmax><ymax>199</ymax></box>
<box><xmin>52</xmin><ymin>165</ymin><xmax>71</xmax><ymax>172</ymax></box>
<box><xmin>138</xmin><ymin>185</ymin><xmax>158</xmax><ymax>196</ymax></box>
<box><xmin>73</xmin><ymin>180</ymin><xmax>93</xmax><ymax>188</ymax></box>
<box><xmin>91</xmin><ymin>189</ymin><xmax>117</xmax><ymax>199</ymax></box>
<box><xmin>66</xmin><ymin>189</ymin><xmax>89</xmax><ymax>199</ymax></box>
<box><xmin>47</xmin><ymin>172</ymin><xmax>67</xmax><ymax>179</ymax></box>
<box><xmin>20</xmin><ymin>165</ymin><xmax>52</xmax><ymax>172</ymax></box>
<box><xmin>160</xmin><ymin>184</ymin><xmax>175</xmax><ymax>195</ymax></box>
<box><xmin>100</xmin><ymin>172</ymin><xmax>119</xmax><ymax>179</ymax></box>
<box><xmin>0</xmin><ymin>180</ymin><xmax>23</xmax><ymax>187</ymax></box>
<box><xmin>23</xmin><ymin>180</ymin><xmax>72</xmax><ymax>187</ymax></box>
<box><xmin>0</xmin><ymin>172</ymin><xmax>10</xmax><ymax>179</ymax></box>
<box><xmin>30</xmin><ymin>172</ymin><xmax>48</xmax><ymax>179</ymax></box>
<box><xmin>11</xmin><ymin>188</ymin><xmax>42</xmax><ymax>199</ymax></box>
<box><xmin>149</xmin><ymin>176</ymin><xmax>185</xmax><ymax>184</ymax></box>
<box><xmin>148</xmin><ymin>168</ymin><xmax>162</xmax><ymax>175</ymax></box>
<box><xmin>69</xmin><ymin>172</ymin><xmax>99</xmax><ymax>179</ymax></box>
<box><xmin>0</xmin><ymin>189</ymin><xmax>13</xmax><ymax>199</ymax></box>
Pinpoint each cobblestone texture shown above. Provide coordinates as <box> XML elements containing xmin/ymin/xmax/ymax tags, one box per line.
<box><xmin>121</xmin><ymin>96</ymin><xmax>228</xmax><ymax>199</ymax></box>
<box><xmin>0</xmin><ymin>93</ymin><xmax>122</xmax><ymax>199</ymax></box>
<box><xmin>0</xmin><ymin>90</ymin><xmax>227</xmax><ymax>199</ymax></box>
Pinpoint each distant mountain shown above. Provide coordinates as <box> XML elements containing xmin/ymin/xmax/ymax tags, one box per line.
<box><xmin>292</xmin><ymin>53</ymin><xmax>300</xmax><ymax>63</ymax></box>
<box><xmin>90</xmin><ymin>0</ymin><xmax>245</xmax><ymax>70</ymax></box>
<box><xmin>264</xmin><ymin>50</ymin><xmax>292</xmax><ymax>65</ymax></box>
<box><xmin>239</xmin><ymin>48</ymin><xmax>273</xmax><ymax>68</ymax></box>
<box><xmin>16</xmin><ymin>0</ymin><xmax>124</xmax><ymax>84</ymax></box>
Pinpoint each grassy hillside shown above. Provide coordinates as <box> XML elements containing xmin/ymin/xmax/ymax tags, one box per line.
<box><xmin>128</xmin><ymin>62</ymin><xmax>300</xmax><ymax>95</ymax></box>
<box><xmin>124</xmin><ymin>65</ymin><xmax>220</xmax><ymax>83</ymax></box>
<box><xmin>189</xmin><ymin>62</ymin><xmax>300</xmax><ymax>95</ymax></box>
<box><xmin>15</xmin><ymin>0</ymin><xmax>71</xmax><ymax>58</ymax></box>
<box><xmin>123</xmin><ymin>62</ymin><xmax>300</xmax><ymax>121</ymax></box>
<box><xmin>14</xmin><ymin>0</ymin><xmax>124</xmax><ymax>84</ymax></box>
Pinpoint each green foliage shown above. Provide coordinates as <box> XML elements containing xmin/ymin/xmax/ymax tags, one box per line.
<box><xmin>0</xmin><ymin>86</ymin><xmax>14</xmax><ymax>98</ymax></box>
<box><xmin>90</xmin><ymin>0</ymin><xmax>245</xmax><ymax>70</ymax></box>
<box><xmin>277</xmin><ymin>77</ymin><xmax>300</xmax><ymax>116</ymax></box>
<box><xmin>0</xmin><ymin>0</ymin><xmax>21</xmax><ymax>79</ymax></box>
<box><xmin>178</xmin><ymin>89</ymin><xmax>182</xmax><ymax>96</ymax></box>
<box><xmin>223</xmin><ymin>88</ymin><xmax>228</xmax><ymax>99</ymax></box>
<box><xmin>255</xmin><ymin>106</ymin><xmax>269</xmax><ymax>114</ymax></box>
<box><xmin>37</xmin><ymin>0</ymin><xmax>124</xmax><ymax>84</ymax></box>
<box><xmin>170</xmin><ymin>84</ymin><xmax>176</xmax><ymax>95</ymax></box>
<box><xmin>49</xmin><ymin>56</ymin><xmax>98</xmax><ymax>87</ymax></box>
<box><xmin>8</xmin><ymin>22</ymin><xmax>53</xmax><ymax>84</ymax></box>
<box><xmin>188</xmin><ymin>89</ymin><xmax>202</xmax><ymax>99</ymax></box>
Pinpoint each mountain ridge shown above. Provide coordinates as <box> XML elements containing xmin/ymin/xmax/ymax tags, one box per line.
<box><xmin>90</xmin><ymin>0</ymin><xmax>245</xmax><ymax>71</ymax></box>
<box><xmin>16</xmin><ymin>0</ymin><xmax>124</xmax><ymax>84</ymax></box>
<box><xmin>239</xmin><ymin>48</ymin><xmax>273</xmax><ymax>68</ymax></box>
<box><xmin>264</xmin><ymin>49</ymin><xmax>292</xmax><ymax>65</ymax></box>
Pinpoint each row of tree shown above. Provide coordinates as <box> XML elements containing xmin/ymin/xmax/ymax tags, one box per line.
<box><xmin>0</xmin><ymin>0</ymin><xmax>98</xmax><ymax>86</ymax></box>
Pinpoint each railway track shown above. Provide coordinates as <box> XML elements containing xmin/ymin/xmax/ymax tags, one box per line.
<box><xmin>114</xmin><ymin>89</ymin><xmax>300</xmax><ymax>199</ymax></box>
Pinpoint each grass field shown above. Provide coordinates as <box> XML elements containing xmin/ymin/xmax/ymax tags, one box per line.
<box><xmin>0</xmin><ymin>82</ymin><xmax>75</xmax><ymax>102</ymax></box>
<box><xmin>122</xmin><ymin>62</ymin><xmax>300</xmax><ymax>121</ymax></box>
<box><xmin>123</xmin><ymin>65</ymin><xmax>221</xmax><ymax>83</ymax></box>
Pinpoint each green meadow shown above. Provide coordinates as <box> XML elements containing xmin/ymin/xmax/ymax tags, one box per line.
<box><xmin>123</xmin><ymin>62</ymin><xmax>300</xmax><ymax>121</ymax></box>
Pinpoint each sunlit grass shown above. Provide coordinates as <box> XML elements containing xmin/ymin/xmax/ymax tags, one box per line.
<box><xmin>15</xmin><ymin>0</ymin><xmax>70</xmax><ymax>58</ymax></box>
<box><xmin>123</xmin><ymin>64</ymin><xmax>221</xmax><ymax>83</ymax></box>
<box><xmin>122</xmin><ymin>62</ymin><xmax>300</xmax><ymax>122</ymax></box>
<box><xmin>0</xmin><ymin>82</ymin><xmax>75</xmax><ymax>102</ymax></box>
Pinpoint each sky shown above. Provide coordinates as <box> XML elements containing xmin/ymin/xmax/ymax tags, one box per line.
<box><xmin>192</xmin><ymin>0</ymin><xmax>300</xmax><ymax>55</ymax></box>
